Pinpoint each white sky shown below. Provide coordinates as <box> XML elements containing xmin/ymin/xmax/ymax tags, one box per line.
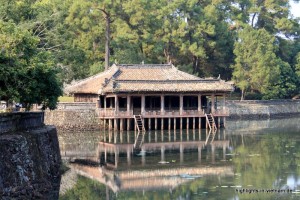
<box><xmin>290</xmin><ymin>0</ymin><xmax>300</xmax><ymax>18</ymax></box>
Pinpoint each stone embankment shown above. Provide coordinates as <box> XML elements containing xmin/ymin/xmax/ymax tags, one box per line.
<box><xmin>45</xmin><ymin>102</ymin><xmax>100</xmax><ymax>131</ymax></box>
<box><xmin>0</xmin><ymin>112</ymin><xmax>61</xmax><ymax>199</ymax></box>
<box><xmin>227</xmin><ymin>100</ymin><xmax>300</xmax><ymax>119</ymax></box>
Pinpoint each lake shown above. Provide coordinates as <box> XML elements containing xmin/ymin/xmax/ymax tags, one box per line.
<box><xmin>58</xmin><ymin>118</ymin><xmax>300</xmax><ymax>200</ymax></box>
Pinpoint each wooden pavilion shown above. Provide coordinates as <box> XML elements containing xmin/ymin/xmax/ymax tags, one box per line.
<box><xmin>65</xmin><ymin>64</ymin><xmax>234</xmax><ymax>131</ymax></box>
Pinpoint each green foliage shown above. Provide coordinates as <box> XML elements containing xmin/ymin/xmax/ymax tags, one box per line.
<box><xmin>1</xmin><ymin>0</ymin><xmax>300</xmax><ymax>99</ymax></box>
<box><xmin>245</xmin><ymin>92</ymin><xmax>263</xmax><ymax>100</ymax></box>
<box><xmin>0</xmin><ymin>20</ymin><xmax>62</xmax><ymax>109</ymax></box>
<box><xmin>60</xmin><ymin>175</ymin><xmax>107</xmax><ymax>200</ymax></box>
<box><xmin>232</xmin><ymin>26</ymin><xmax>299</xmax><ymax>100</ymax></box>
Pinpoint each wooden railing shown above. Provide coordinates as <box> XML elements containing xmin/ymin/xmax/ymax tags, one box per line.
<box><xmin>97</xmin><ymin>107</ymin><xmax>229</xmax><ymax>117</ymax></box>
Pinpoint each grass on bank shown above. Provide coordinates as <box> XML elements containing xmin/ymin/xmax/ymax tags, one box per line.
<box><xmin>58</xmin><ymin>96</ymin><xmax>74</xmax><ymax>102</ymax></box>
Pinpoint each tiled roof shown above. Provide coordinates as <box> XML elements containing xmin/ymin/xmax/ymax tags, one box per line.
<box><xmin>65</xmin><ymin>64</ymin><xmax>234</xmax><ymax>94</ymax></box>
<box><xmin>64</xmin><ymin>65</ymin><xmax>119</xmax><ymax>94</ymax></box>
<box><xmin>116</xmin><ymin>64</ymin><xmax>201</xmax><ymax>80</ymax></box>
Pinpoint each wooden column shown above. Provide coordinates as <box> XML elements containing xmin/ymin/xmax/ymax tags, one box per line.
<box><xmin>186</xmin><ymin>118</ymin><xmax>189</xmax><ymax>129</ymax></box>
<box><xmin>211</xmin><ymin>94</ymin><xmax>215</xmax><ymax>114</ymax></box>
<box><xmin>160</xmin><ymin>95</ymin><xmax>165</xmax><ymax>114</ymax></box>
<box><xmin>127</xmin><ymin>95</ymin><xmax>131</xmax><ymax>115</ymax></box>
<box><xmin>198</xmin><ymin>94</ymin><xmax>202</xmax><ymax>113</ymax></box>
<box><xmin>141</xmin><ymin>94</ymin><xmax>145</xmax><ymax>114</ymax></box>
<box><xmin>174</xmin><ymin>118</ymin><xmax>176</xmax><ymax>130</ymax></box>
<box><xmin>199</xmin><ymin>128</ymin><xmax>201</xmax><ymax>140</ymax></box>
<box><xmin>114</xmin><ymin>119</ymin><xmax>118</xmax><ymax>131</ymax></box>
<box><xmin>108</xmin><ymin>131</ymin><xmax>112</xmax><ymax>142</ymax></box>
<box><xmin>104</xmin><ymin>96</ymin><xmax>107</xmax><ymax>114</ymax></box>
<box><xmin>103</xmin><ymin>119</ymin><xmax>107</xmax><ymax>130</ymax></box>
<box><xmin>120</xmin><ymin>119</ymin><xmax>124</xmax><ymax>131</ymax></box>
<box><xmin>180</xmin><ymin>129</ymin><xmax>183</xmax><ymax>141</ymax></box>
<box><xmin>174</xmin><ymin>128</ymin><xmax>177</xmax><ymax>141</ymax></box>
<box><xmin>179</xmin><ymin>95</ymin><xmax>183</xmax><ymax>115</ymax></box>
<box><xmin>148</xmin><ymin>118</ymin><xmax>151</xmax><ymax>130</ymax></box>
<box><xmin>127</xmin><ymin>131</ymin><xmax>130</xmax><ymax>143</ymax></box>
<box><xmin>186</xmin><ymin>128</ymin><xmax>189</xmax><ymax>141</ymax></box>
<box><xmin>180</xmin><ymin>118</ymin><xmax>183</xmax><ymax>130</ymax></box>
<box><xmin>127</xmin><ymin>119</ymin><xmax>130</xmax><ymax>131</ymax></box>
<box><xmin>193</xmin><ymin>129</ymin><xmax>195</xmax><ymax>140</ymax></box>
<box><xmin>113</xmin><ymin>131</ymin><xmax>117</xmax><ymax>143</ymax></box>
<box><xmin>199</xmin><ymin>117</ymin><xmax>202</xmax><ymax>129</ymax></box>
<box><xmin>115</xmin><ymin>95</ymin><xmax>119</xmax><ymax>114</ymax></box>
<box><xmin>148</xmin><ymin>131</ymin><xmax>152</xmax><ymax>142</ymax></box>
<box><xmin>120</xmin><ymin>131</ymin><xmax>123</xmax><ymax>143</ymax></box>
<box><xmin>109</xmin><ymin>119</ymin><xmax>112</xmax><ymax>130</ymax></box>
<box><xmin>193</xmin><ymin>117</ymin><xmax>195</xmax><ymax>130</ymax></box>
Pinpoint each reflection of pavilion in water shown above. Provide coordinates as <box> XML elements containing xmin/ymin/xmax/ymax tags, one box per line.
<box><xmin>60</xmin><ymin>130</ymin><xmax>234</xmax><ymax>193</ymax></box>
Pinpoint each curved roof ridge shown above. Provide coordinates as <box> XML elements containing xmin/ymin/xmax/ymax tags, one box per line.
<box><xmin>117</xmin><ymin>64</ymin><xmax>172</xmax><ymax>68</ymax></box>
<box><xmin>68</xmin><ymin>65</ymin><xmax>117</xmax><ymax>86</ymax></box>
<box><xmin>114</xmin><ymin>79</ymin><xmax>222</xmax><ymax>83</ymax></box>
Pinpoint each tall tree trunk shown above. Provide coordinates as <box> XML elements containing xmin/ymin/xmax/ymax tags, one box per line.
<box><xmin>241</xmin><ymin>89</ymin><xmax>245</xmax><ymax>101</ymax></box>
<box><xmin>164</xmin><ymin>48</ymin><xmax>171</xmax><ymax>64</ymax></box>
<box><xmin>193</xmin><ymin>56</ymin><xmax>199</xmax><ymax>74</ymax></box>
<box><xmin>105</xmin><ymin>14</ymin><xmax>110</xmax><ymax>70</ymax></box>
<box><xmin>99</xmin><ymin>8</ymin><xmax>111</xmax><ymax>70</ymax></box>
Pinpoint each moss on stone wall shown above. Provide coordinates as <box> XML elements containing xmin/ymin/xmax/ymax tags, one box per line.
<box><xmin>0</xmin><ymin>125</ymin><xmax>61</xmax><ymax>199</ymax></box>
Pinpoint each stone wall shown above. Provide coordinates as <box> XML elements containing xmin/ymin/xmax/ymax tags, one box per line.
<box><xmin>0</xmin><ymin>112</ymin><xmax>44</xmax><ymax>133</ymax></box>
<box><xmin>45</xmin><ymin>102</ymin><xmax>100</xmax><ymax>131</ymax></box>
<box><xmin>0</xmin><ymin>113</ymin><xmax>61</xmax><ymax>199</ymax></box>
<box><xmin>227</xmin><ymin>100</ymin><xmax>300</xmax><ymax>119</ymax></box>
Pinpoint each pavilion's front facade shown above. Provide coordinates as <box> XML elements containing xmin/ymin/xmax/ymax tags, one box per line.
<box><xmin>66</xmin><ymin>64</ymin><xmax>234</xmax><ymax>131</ymax></box>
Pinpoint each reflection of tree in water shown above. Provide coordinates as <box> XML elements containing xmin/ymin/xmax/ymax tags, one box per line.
<box><xmin>232</xmin><ymin>132</ymin><xmax>300</xmax><ymax>200</ymax></box>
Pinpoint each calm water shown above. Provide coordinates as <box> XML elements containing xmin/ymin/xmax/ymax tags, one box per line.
<box><xmin>58</xmin><ymin>118</ymin><xmax>300</xmax><ymax>200</ymax></box>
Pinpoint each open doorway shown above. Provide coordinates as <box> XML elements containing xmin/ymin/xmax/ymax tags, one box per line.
<box><xmin>132</xmin><ymin>96</ymin><xmax>141</xmax><ymax>115</ymax></box>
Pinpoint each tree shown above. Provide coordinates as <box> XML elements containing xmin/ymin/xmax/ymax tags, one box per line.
<box><xmin>0</xmin><ymin>20</ymin><xmax>62</xmax><ymax>110</ymax></box>
<box><xmin>232</xmin><ymin>26</ymin><xmax>298</xmax><ymax>100</ymax></box>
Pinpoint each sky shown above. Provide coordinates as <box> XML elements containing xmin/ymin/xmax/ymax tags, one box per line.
<box><xmin>290</xmin><ymin>0</ymin><xmax>300</xmax><ymax>18</ymax></box>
